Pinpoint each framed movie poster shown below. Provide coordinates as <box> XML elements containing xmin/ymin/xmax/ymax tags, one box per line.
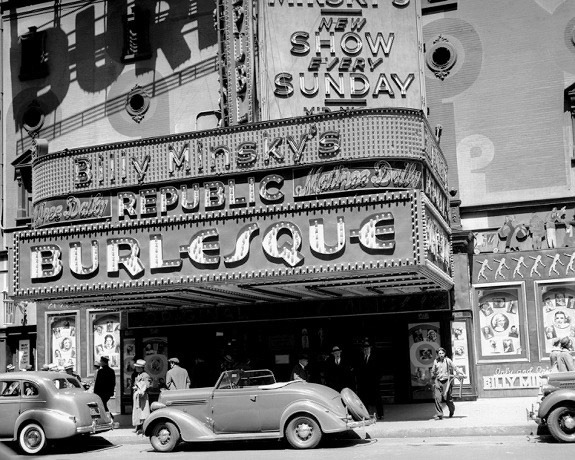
<box><xmin>474</xmin><ymin>284</ymin><xmax>528</xmax><ymax>363</ymax></box>
<box><xmin>123</xmin><ymin>338</ymin><xmax>136</xmax><ymax>395</ymax></box>
<box><xmin>408</xmin><ymin>322</ymin><xmax>441</xmax><ymax>400</ymax></box>
<box><xmin>88</xmin><ymin>311</ymin><xmax>120</xmax><ymax>374</ymax></box>
<box><xmin>46</xmin><ymin>311</ymin><xmax>79</xmax><ymax>371</ymax></box>
<box><xmin>535</xmin><ymin>281</ymin><xmax>575</xmax><ymax>360</ymax></box>
<box><xmin>450</xmin><ymin>321</ymin><xmax>470</xmax><ymax>385</ymax></box>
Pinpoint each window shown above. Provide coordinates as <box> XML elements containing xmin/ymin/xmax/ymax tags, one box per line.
<box><xmin>23</xmin><ymin>382</ymin><xmax>39</xmax><ymax>397</ymax></box>
<box><xmin>1</xmin><ymin>381</ymin><xmax>21</xmax><ymax>397</ymax></box>
<box><xmin>12</xmin><ymin>150</ymin><xmax>33</xmax><ymax>225</ymax></box>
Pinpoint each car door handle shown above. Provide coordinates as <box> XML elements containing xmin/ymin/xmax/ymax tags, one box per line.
<box><xmin>250</xmin><ymin>395</ymin><xmax>257</xmax><ymax>402</ymax></box>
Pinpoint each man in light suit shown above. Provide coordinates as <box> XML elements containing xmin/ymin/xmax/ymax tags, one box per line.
<box><xmin>166</xmin><ymin>357</ymin><xmax>191</xmax><ymax>390</ymax></box>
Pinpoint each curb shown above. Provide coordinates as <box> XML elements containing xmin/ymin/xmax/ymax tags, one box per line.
<box><xmin>98</xmin><ymin>423</ymin><xmax>537</xmax><ymax>445</ymax></box>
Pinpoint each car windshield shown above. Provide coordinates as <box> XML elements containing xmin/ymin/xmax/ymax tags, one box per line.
<box><xmin>216</xmin><ymin>369</ymin><xmax>276</xmax><ymax>389</ymax></box>
<box><xmin>52</xmin><ymin>377</ymin><xmax>82</xmax><ymax>390</ymax></box>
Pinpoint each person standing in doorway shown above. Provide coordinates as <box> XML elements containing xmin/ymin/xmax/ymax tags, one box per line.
<box><xmin>290</xmin><ymin>353</ymin><xmax>310</xmax><ymax>382</ymax></box>
<box><xmin>325</xmin><ymin>345</ymin><xmax>353</xmax><ymax>392</ymax></box>
<box><xmin>430</xmin><ymin>347</ymin><xmax>465</xmax><ymax>420</ymax></box>
<box><xmin>165</xmin><ymin>357</ymin><xmax>191</xmax><ymax>390</ymax></box>
<box><xmin>356</xmin><ymin>340</ymin><xmax>383</xmax><ymax>420</ymax></box>
<box><xmin>94</xmin><ymin>356</ymin><xmax>116</xmax><ymax>417</ymax></box>
<box><xmin>132</xmin><ymin>359</ymin><xmax>151</xmax><ymax>435</ymax></box>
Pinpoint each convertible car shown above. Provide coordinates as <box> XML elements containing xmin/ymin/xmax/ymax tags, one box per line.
<box><xmin>143</xmin><ymin>369</ymin><xmax>375</xmax><ymax>452</ymax></box>
<box><xmin>0</xmin><ymin>371</ymin><xmax>113</xmax><ymax>454</ymax></box>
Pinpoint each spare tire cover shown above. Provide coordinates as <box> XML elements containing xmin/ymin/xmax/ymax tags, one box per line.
<box><xmin>341</xmin><ymin>388</ymin><xmax>371</xmax><ymax>421</ymax></box>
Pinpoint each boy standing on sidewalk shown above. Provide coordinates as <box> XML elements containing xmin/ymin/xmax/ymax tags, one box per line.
<box><xmin>431</xmin><ymin>347</ymin><xmax>464</xmax><ymax>420</ymax></box>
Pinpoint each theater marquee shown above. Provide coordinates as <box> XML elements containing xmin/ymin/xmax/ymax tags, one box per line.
<box><xmin>14</xmin><ymin>190</ymin><xmax>451</xmax><ymax>298</ymax></box>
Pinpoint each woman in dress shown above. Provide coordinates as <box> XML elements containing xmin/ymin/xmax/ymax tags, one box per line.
<box><xmin>131</xmin><ymin>359</ymin><xmax>151</xmax><ymax>434</ymax></box>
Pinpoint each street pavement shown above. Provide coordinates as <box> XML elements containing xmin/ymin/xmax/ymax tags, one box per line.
<box><xmin>101</xmin><ymin>396</ymin><xmax>539</xmax><ymax>445</ymax></box>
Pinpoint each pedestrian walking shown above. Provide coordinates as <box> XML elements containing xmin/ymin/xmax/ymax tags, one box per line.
<box><xmin>132</xmin><ymin>359</ymin><xmax>151</xmax><ymax>434</ymax></box>
<box><xmin>290</xmin><ymin>353</ymin><xmax>310</xmax><ymax>382</ymax></box>
<box><xmin>93</xmin><ymin>356</ymin><xmax>116</xmax><ymax>416</ymax></box>
<box><xmin>325</xmin><ymin>345</ymin><xmax>353</xmax><ymax>392</ymax></box>
<box><xmin>431</xmin><ymin>347</ymin><xmax>465</xmax><ymax>420</ymax></box>
<box><xmin>356</xmin><ymin>340</ymin><xmax>383</xmax><ymax>419</ymax></box>
<box><xmin>165</xmin><ymin>357</ymin><xmax>190</xmax><ymax>390</ymax></box>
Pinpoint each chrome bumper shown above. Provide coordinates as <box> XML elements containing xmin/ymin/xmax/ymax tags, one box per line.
<box><xmin>346</xmin><ymin>415</ymin><xmax>377</xmax><ymax>429</ymax></box>
<box><xmin>526</xmin><ymin>403</ymin><xmax>541</xmax><ymax>424</ymax></box>
<box><xmin>76</xmin><ymin>421</ymin><xmax>114</xmax><ymax>434</ymax></box>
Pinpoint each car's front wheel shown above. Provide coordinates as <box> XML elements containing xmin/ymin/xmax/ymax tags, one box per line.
<box><xmin>150</xmin><ymin>421</ymin><xmax>180</xmax><ymax>452</ymax></box>
<box><xmin>285</xmin><ymin>415</ymin><xmax>322</xmax><ymax>449</ymax></box>
<box><xmin>18</xmin><ymin>422</ymin><xmax>47</xmax><ymax>455</ymax></box>
<box><xmin>548</xmin><ymin>405</ymin><xmax>575</xmax><ymax>442</ymax></box>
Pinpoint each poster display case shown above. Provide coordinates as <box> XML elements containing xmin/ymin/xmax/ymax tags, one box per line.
<box><xmin>408</xmin><ymin>322</ymin><xmax>441</xmax><ymax>400</ymax></box>
<box><xmin>46</xmin><ymin>311</ymin><xmax>79</xmax><ymax>371</ymax></box>
<box><xmin>535</xmin><ymin>280</ymin><xmax>575</xmax><ymax>360</ymax></box>
<box><xmin>474</xmin><ymin>283</ymin><xmax>528</xmax><ymax>363</ymax></box>
<box><xmin>87</xmin><ymin>310</ymin><xmax>121</xmax><ymax>375</ymax></box>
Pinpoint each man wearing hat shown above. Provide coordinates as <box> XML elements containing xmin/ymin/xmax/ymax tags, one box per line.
<box><xmin>325</xmin><ymin>345</ymin><xmax>353</xmax><ymax>392</ymax></box>
<box><xmin>290</xmin><ymin>353</ymin><xmax>310</xmax><ymax>382</ymax></box>
<box><xmin>165</xmin><ymin>357</ymin><xmax>190</xmax><ymax>390</ymax></box>
<box><xmin>132</xmin><ymin>359</ymin><xmax>151</xmax><ymax>434</ymax></box>
<box><xmin>94</xmin><ymin>356</ymin><xmax>116</xmax><ymax>416</ymax></box>
<box><xmin>64</xmin><ymin>363</ymin><xmax>82</xmax><ymax>383</ymax></box>
<box><xmin>6</xmin><ymin>364</ymin><xmax>15</xmax><ymax>372</ymax></box>
<box><xmin>356</xmin><ymin>340</ymin><xmax>384</xmax><ymax>420</ymax></box>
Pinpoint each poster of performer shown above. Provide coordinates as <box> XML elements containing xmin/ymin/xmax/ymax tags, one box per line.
<box><xmin>49</xmin><ymin>314</ymin><xmax>77</xmax><ymax>370</ymax></box>
<box><xmin>451</xmin><ymin>321</ymin><xmax>470</xmax><ymax>385</ymax></box>
<box><xmin>476</xmin><ymin>289</ymin><xmax>525</xmax><ymax>360</ymax></box>
<box><xmin>541</xmin><ymin>287</ymin><xmax>575</xmax><ymax>354</ymax></box>
<box><xmin>408</xmin><ymin>322</ymin><xmax>440</xmax><ymax>400</ymax></box>
<box><xmin>92</xmin><ymin>312</ymin><xmax>121</xmax><ymax>371</ymax></box>
<box><xmin>142</xmin><ymin>337</ymin><xmax>168</xmax><ymax>391</ymax></box>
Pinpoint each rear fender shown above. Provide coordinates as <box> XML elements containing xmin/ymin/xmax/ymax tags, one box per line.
<box><xmin>280</xmin><ymin>400</ymin><xmax>346</xmax><ymax>435</ymax></box>
<box><xmin>143</xmin><ymin>408</ymin><xmax>215</xmax><ymax>442</ymax></box>
<box><xmin>539</xmin><ymin>389</ymin><xmax>575</xmax><ymax>419</ymax></box>
<box><xmin>15</xmin><ymin>409</ymin><xmax>77</xmax><ymax>440</ymax></box>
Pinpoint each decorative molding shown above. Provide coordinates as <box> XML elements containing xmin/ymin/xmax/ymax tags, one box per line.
<box><xmin>125</xmin><ymin>85</ymin><xmax>151</xmax><ymax>124</ymax></box>
<box><xmin>426</xmin><ymin>36</ymin><xmax>457</xmax><ymax>80</ymax></box>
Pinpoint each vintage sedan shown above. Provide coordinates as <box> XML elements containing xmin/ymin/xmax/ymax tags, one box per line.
<box><xmin>528</xmin><ymin>370</ymin><xmax>575</xmax><ymax>442</ymax></box>
<box><xmin>0</xmin><ymin>371</ymin><xmax>113</xmax><ymax>454</ymax></box>
<box><xmin>143</xmin><ymin>368</ymin><xmax>375</xmax><ymax>452</ymax></box>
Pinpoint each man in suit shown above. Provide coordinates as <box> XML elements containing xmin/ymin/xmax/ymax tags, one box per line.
<box><xmin>356</xmin><ymin>340</ymin><xmax>383</xmax><ymax>419</ymax></box>
<box><xmin>165</xmin><ymin>357</ymin><xmax>191</xmax><ymax>390</ymax></box>
<box><xmin>290</xmin><ymin>353</ymin><xmax>310</xmax><ymax>382</ymax></box>
<box><xmin>325</xmin><ymin>345</ymin><xmax>353</xmax><ymax>392</ymax></box>
<box><xmin>94</xmin><ymin>356</ymin><xmax>116</xmax><ymax>416</ymax></box>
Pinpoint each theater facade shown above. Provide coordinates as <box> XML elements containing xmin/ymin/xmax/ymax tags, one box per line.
<box><xmin>4</xmin><ymin>0</ymin><xmax>470</xmax><ymax>413</ymax></box>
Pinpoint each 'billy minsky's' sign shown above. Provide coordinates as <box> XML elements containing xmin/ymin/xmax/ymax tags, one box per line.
<box><xmin>259</xmin><ymin>0</ymin><xmax>425</xmax><ymax>119</ymax></box>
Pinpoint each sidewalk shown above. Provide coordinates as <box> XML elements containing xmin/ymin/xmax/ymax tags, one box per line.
<box><xmin>100</xmin><ymin>396</ymin><xmax>538</xmax><ymax>445</ymax></box>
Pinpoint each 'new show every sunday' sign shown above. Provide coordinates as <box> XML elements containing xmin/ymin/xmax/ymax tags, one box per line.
<box><xmin>259</xmin><ymin>0</ymin><xmax>425</xmax><ymax>119</ymax></box>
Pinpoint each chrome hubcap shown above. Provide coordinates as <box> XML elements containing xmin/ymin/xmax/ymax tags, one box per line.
<box><xmin>25</xmin><ymin>430</ymin><xmax>41</xmax><ymax>448</ymax></box>
<box><xmin>296</xmin><ymin>423</ymin><xmax>312</xmax><ymax>440</ymax></box>
<box><xmin>562</xmin><ymin>414</ymin><xmax>575</xmax><ymax>431</ymax></box>
<box><xmin>158</xmin><ymin>427</ymin><xmax>171</xmax><ymax>444</ymax></box>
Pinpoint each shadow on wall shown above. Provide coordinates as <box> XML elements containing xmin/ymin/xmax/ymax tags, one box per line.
<box><xmin>9</xmin><ymin>0</ymin><xmax>218</xmax><ymax>154</ymax></box>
